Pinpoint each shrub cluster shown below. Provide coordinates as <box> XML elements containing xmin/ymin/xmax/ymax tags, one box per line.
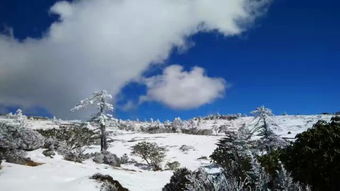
<box><xmin>37</xmin><ymin>124</ymin><xmax>97</xmax><ymax>162</ymax></box>
<box><xmin>0</xmin><ymin>122</ymin><xmax>44</xmax><ymax>165</ymax></box>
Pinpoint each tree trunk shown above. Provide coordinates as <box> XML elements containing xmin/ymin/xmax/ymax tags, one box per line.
<box><xmin>100</xmin><ymin>124</ymin><xmax>108</xmax><ymax>152</ymax></box>
<box><xmin>263</xmin><ymin>118</ymin><xmax>272</xmax><ymax>152</ymax></box>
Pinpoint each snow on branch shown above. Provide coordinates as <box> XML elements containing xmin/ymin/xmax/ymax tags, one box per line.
<box><xmin>71</xmin><ymin>90</ymin><xmax>114</xmax><ymax>112</ymax></box>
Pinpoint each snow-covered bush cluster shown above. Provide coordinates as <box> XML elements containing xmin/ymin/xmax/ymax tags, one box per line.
<box><xmin>0</xmin><ymin>122</ymin><xmax>44</xmax><ymax>151</ymax></box>
<box><xmin>37</xmin><ymin>125</ymin><xmax>97</xmax><ymax>162</ymax></box>
<box><xmin>37</xmin><ymin>125</ymin><xmax>97</xmax><ymax>150</ymax></box>
<box><xmin>165</xmin><ymin>161</ymin><xmax>181</xmax><ymax>170</ymax></box>
<box><xmin>114</xmin><ymin>114</ymin><xmax>241</xmax><ymax>135</ymax></box>
<box><xmin>0</xmin><ymin>110</ymin><xmax>44</xmax><ymax>165</ymax></box>
<box><xmin>93</xmin><ymin>151</ymin><xmax>121</xmax><ymax>167</ymax></box>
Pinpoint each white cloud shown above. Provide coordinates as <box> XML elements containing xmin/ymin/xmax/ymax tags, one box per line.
<box><xmin>140</xmin><ymin>65</ymin><xmax>226</xmax><ymax>109</ymax></box>
<box><xmin>0</xmin><ymin>0</ymin><xmax>270</xmax><ymax>118</ymax></box>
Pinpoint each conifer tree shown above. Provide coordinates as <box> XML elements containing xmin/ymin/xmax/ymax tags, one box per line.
<box><xmin>71</xmin><ymin>90</ymin><xmax>113</xmax><ymax>152</ymax></box>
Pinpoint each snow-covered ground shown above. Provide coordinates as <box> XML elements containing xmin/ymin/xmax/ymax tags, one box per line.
<box><xmin>0</xmin><ymin>114</ymin><xmax>334</xmax><ymax>191</ymax></box>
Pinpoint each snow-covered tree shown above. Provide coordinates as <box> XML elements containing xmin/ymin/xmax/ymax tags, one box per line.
<box><xmin>172</xmin><ymin>117</ymin><xmax>184</xmax><ymax>132</ymax></box>
<box><xmin>210</xmin><ymin>131</ymin><xmax>253</xmax><ymax>181</ymax></box>
<box><xmin>131</xmin><ymin>141</ymin><xmax>166</xmax><ymax>170</ymax></box>
<box><xmin>14</xmin><ymin>109</ymin><xmax>27</xmax><ymax>127</ymax></box>
<box><xmin>71</xmin><ymin>90</ymin><xmax>113</xmax><ymax>152</ymax></box>
<box><xmin>250</xmin><ymin>106</ymin><xmax>286</xmax><ymax>152</ymax></box>
<box><xmin>247</xmin><ymin>154</ymin><xmax>271</xmax><ymax>190</ymax></box>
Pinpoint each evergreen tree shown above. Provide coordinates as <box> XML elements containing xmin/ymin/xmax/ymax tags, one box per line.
<box><xmin>71</xmin><ymin>90</ymin><xmax>113</xmax><ymax>152</ymax></box>
<box><xmin>280</xmin><ymin>117</ymin><xmax>340</xmax><ymax>191</ymax></box>
<box><xmin>210</xmin><ymin>131</ymin><xmax>252</xmax><ymax>181</ymax></box>
<box><xmin>250</xmin><ymin>106</ymin><xmax>286</xmax><ymax>152</ymax></box>
<box><xmin>163</xmin><ymin>168</ymin><xmax>192</xmax><ymax>191</ymax></box>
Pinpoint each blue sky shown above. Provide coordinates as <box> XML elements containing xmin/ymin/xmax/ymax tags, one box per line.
<box><xmin>0</xmin><ymin>0</ymin><xmax>339</xmax><ymax>120</ymax></box>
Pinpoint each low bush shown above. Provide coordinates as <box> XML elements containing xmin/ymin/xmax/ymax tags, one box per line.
<box><xmin>37</xmin><ymin>125</ymin><xmax>97</xmax><ymax>162</ymax></box>
<box><xmin>37</xmin><ymin>125</ymin><xmax>97</xmax><ymax>150</ymax></box>
<box><xmin>166</xmin><ymin>161</ymin><xmax>180</xmax><ymax>170</ymax></box>
<box><xmin>90</xmin><ymin>173</ymin><xmax>129</xmax><ymax>191</ymax></box>
<box><xmin>0</xmin><ymin>122</ymin><xmax>44</xmax><ymax>151</ymax></box>
<box><xmin>93</xmin><ymin>151</ymin><xmax>121</xmax><ymax>167</ymax></box>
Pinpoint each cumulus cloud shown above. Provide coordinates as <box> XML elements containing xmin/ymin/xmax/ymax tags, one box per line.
<box><xmin>0</xmin><ymin>0</ymin><xmax>270</xmax><ymax>118</ymax></box>
<box><xmin>140</xmin><ymin>65</ymin><xmax>226</xmax><ymax>109</ymax></box>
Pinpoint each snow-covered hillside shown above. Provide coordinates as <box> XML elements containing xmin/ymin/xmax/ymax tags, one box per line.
<box><xmin>0</xmin><ymin>114</ymin><xmax>334</xmax><ymax>191</ymax></box>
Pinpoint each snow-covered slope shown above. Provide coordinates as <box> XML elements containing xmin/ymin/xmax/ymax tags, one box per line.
<box><xmin>0</xmin><ymin>114</ymin><xmax>334</xmax><ymax>191</ymax></box>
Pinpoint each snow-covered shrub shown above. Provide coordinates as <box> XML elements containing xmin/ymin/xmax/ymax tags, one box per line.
<box><xmin>90</xmin><ymin>173</ymin><xmax>129</xmax><ymax>191</ymax></box>
<box><xmin>186</xmin><ymin>167</ymin><xmax>230</xmax><ymax>191</ymax></box>
<box><xmin>131</xmin><ymin>141</ymin><xmax>166</xmax><ymax>170</ymax></box>
<box><xmin>63</xmin><ymin>147</ymin><xmax>90</xmax><ymax>163</ymax></box>
<box><xmin>0</xmin><ymin>121</ymin><xmax>44</xmax><ymax>165</ymax></box>
<box><xmin>279</xmin><ymin>117</ymin><xmax>340</xmax><ymax>191</ymax></box>
<box><xmin>163</xmin><ymin>166</ymin><xmax>229</xmax><ymax>191</ymax></box>
<box><xmin>93</xmin><ymin>151</ymin><xmax>121</xmax><ymax>167</ymax></box>
<box><xmin>197</xmin><ymin>156</ymin><xmax>208</xmax><ymax>160</ymax></box>
<box><xmin>42</xmin><ymin>149</ymin><xmax>55</xmax><ymax>158</ymax></box>
<box><xmin>140</xmin><ymin>126</ymin><xmax>174</xmax><ymax>134</ymax></box>
<box><xmin>37</xmin><ymin>125</ymin><xmax>97</xmax><ymax>150</ymax></box>
<box><xmin>0</xmin><ymin>122</ymin><xmax>44</xmax><ymax>151</ymax></box>
<box><xmin>37</xmin><ymin>125</ymin><xmax>97</xmax><ymax>162</ymax></box>
<box><xmin>0</xmin><ymin>149</ymin><xmax>27</xmax><ymax>165</ymax></box>
<box><xmin>181</xmin><ymin>128</ymin><xmax>213</xmax><ymax>135</ymax></box>
<box><xmin>120</xmin><ymin>153</ymin><xmax>129</xmax><ymax>164</ymax></box>
<box><xmin>43</xmin><ymin>137</ymin><xmax>58</xmax><ymax>150</ymax></box>
<box><xmin>166</xmin><ymin>161</ymin><xmax>181</xmax><ymax>170</ymax></box>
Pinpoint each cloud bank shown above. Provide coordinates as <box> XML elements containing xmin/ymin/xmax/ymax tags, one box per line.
<box><xmin>0</xmin><ymin>0</ymin><xmax>270</xmax><ymax>118</ymax></box>
<box><xmin>140</xmin><ymin>65</ymin><xmax>226</xmax><ymax>109</ymax></box>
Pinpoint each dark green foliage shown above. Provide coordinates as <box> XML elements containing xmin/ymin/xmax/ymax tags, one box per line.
<box><xmin>332</xmin><ymin>115</ymin><xmax>340</xmax><ymax>122</ymax></box>
<box><xmin>280</xmin><ymin>118</ymin><xmax>340</xmax><ymax>191</ymax></box>
<box><xmin>131</xmin><ymin>141</ymin><xmax>166</xmax><ymax>170</ymax></box>
<box><xmin>162</xmin><ymin>168</ymin><xmax>192</xmax><ymax>191</ymax></box>
<box><xmin>210</xmin><ymin>132</ymin><xmax>252</xmax><ymax>180</ymax></box>
<box><xmin>37</xmin><ymin>125</ymin><xmax>97</xmax><ymax>149</ymax></box>
<box><xmin>258</xmin><ymin>149</ymin><xmax>282</xmax><ymax>177</ymax></box>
